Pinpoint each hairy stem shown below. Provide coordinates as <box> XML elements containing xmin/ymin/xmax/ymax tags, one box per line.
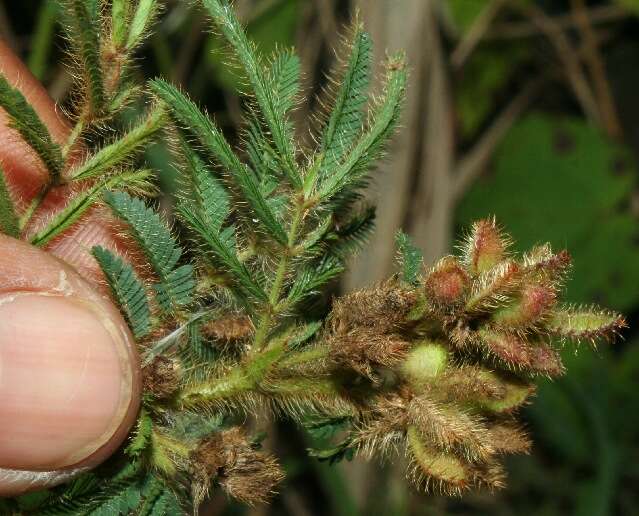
<box><xmin>254</xmin><ymin>199</ymin><xmax>306</xmax><ymax>350</ymax></box>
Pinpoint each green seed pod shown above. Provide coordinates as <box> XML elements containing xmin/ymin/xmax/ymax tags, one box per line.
<box><xmin>401</xmin><ymin>340</ymin><xmax>448</xmax><ymax>388</ymax></box>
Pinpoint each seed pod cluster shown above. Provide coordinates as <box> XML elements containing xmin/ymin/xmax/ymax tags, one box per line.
<box><xmin>324</xmin><ymin>218</ymin><xmax>626</xmax><ymax>494</ymax></box>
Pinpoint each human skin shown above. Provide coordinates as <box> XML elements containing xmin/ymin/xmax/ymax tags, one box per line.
<box><xmin>0</xmin><ymin>40</ymin><xmax>141</xmax><ymax>496</ymax></box>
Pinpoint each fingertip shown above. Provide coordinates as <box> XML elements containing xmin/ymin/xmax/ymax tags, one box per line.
<box><xmin>0</xmin><ymin>293</ymin><xmax>139</xmax><ymax>471</ymax></box>
<box><xmin>0</xmin><ymin>236</ymin><xmax>141</xmax><ymax>496</ymax></box>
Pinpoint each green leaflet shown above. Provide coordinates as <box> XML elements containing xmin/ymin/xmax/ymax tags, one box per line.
<box><xmin>244</xmin><ymin>112</ymin><xmax>279</xmax><ymax>182</ymax></box>
<box><xmin>306</xmin><ymin>416</ymin><xmax>355</xmax><ymax>465</ymax></box>
<box><xmin>87</xmin><ymin>484</ymin><xmax>141</xmax><ymax>516</ymax></box>
<box><xmin>30</xmin><ymin>169</ymin><xmax>153</xmax><ymax>247</ymax></box>
<box><xmin>179</xmin><ymin>204</ymin><xmax>267</xmax><ymax>303</ymax></box>
<box><xmin>137</xmin><ymin>476</ymin><xmax>182</xmax><ymax>516</ymax></box>
<box><xmin>180</xmin><ymin>143</ymin><xmax>229</xmax><ymax>233</ymax></box>
<box><xmin>92</xmin><ymin>246</ymin><xmax>152</xmax><ymax>339</ymax></box>
<box><xmin>126</xmin><ymin>407</ymin><xmax>154</xmax><ymax>458</ymax></box>
<box><xmin>325</xmin><ymin>204</ymin><xmax>376</xmax><ymax>260</ymax></box>
<box><xmin>152</xmin><ymin>80</ymin><xmax>287</xmax><ymax>244</ymax></box>
<box><xmin>318</xmin><ymin>54</ymin><xmax>407</xmax><ymax>201</ymax></box>
<box><xmin>267</xmin><ymin>49</ymin><xmax>300</xmax><ymax>145</ymax></box>
<box><xmin>65</xmin><ymin>0</ymin><xmax>105</xmax><ymax>114</ymax></box>
<box><xmin>268</xmin><ymin>49</ymin><xmax>301</xmax><ymax>118</ymax></box>
<box><xmin>0</xmin><ymin>73</ymin><xmax>63</xmax><ymax>181</ymax></box>
<box><xmin>111</xmin><ymin>0</ymin><xmax>130</xmax><ymax>48</ymax></box>
<box><xmin>320</xmin><ymin>26</ymin><xmax>372</xmax><ymax>178</ymax></box>
<box><xmin>0</xmin><ymin>163</ymin><xmax>19</xmax><ymax>237</ymax></box>
<box><xmin>136</xmin><ymin>477</ymin><xmax>164</xmax><ymax>516</ymax></box>
<box><xmin>285</xmin><ymin>256</ymin><xmax>344</xmax><ymax>307</ymax></box>
<box><xmin>70</xmin><ymin>107</ymin><xmax>165</xmax><ymax>181</ymax></box>
<box><xmin>149</xmin><ymin>78</ymin><xmax>239</xmax><ymax>171</ymax></box>
<box><xmin>35</xmin><ymin>463</ymin><xmax>142</xmax><ymax>515</ymax></box>
<box><xmin>104</xmin><ymin>191</ymin><xmax>195</xmax><ymax>312</ymax></box>
<box><xmin>201</xmin><ymin>0</ymin><xmax>301</xmax><ymax>188</ymax></box>
<box><xmin>127</xmin><ymin>0</ymin><xmax>159</xmax><ymax>50</ymax></box>
<box><xmin>396</xmin><ymin>230</ymin><xmax>423</xmax><ymax>286</ymax></box>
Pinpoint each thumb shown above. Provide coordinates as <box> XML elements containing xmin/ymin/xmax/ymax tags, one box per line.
<box><xmin>0</xmin><ymin>235</ymin><xmax>141</xmax><ymax>496</ymax></box>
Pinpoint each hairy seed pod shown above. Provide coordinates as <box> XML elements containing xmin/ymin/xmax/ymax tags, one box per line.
<box><xmin>329</xmin><ymin>330</ymin><xmax>410</xmax><ymax>380</ymax></box>
<box><xmin>465</xmin><ymin>218</ymin><xmax>510</xmax><ymax>275</ymax></box>
<box><xmin>474</xmin><ymin>372</ymin><xmax>534</xmax><ymax>413</ymax></box>
<box><xmin>330</xmin><ymin>282</ymin><xmax>417</xmax><ymax>335</ymax></box>
<box><xmin>191</xmin><ymin>428</ymin><xmax>284</xmax><ymax>506</ymax></box>
<box><xmin>142</xmin><ymin>355</ymin><xmax>181</xmax><ymax>398</ymax></box>
<box><xmin>424</xmin><ymin>256</ymin><xmax>469</xmax><ymax>309</ymax></box>
<box><xmin>492</xmin><ymin>282</ymin><xmax>557</xmax><ymax>329</ymax></box>
<box><xmin>400</xmin><ymin>340</ymin><xmax>448</xmax><ymax>388</ymax></box>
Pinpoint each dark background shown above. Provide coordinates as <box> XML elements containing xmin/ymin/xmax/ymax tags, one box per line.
<box><xmin>2</xmin><ymin>0</ymin><xmax>639</xmax><ymax>514</ymax></box>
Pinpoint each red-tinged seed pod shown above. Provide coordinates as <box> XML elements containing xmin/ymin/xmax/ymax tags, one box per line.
<box><xmin>465</xmin><ymin>218</ymin><xmax>510</xmax><ymax>275</ymax></box>
<box><xmin>527</xmin><ymin>344</ymin><xmax>565</xmax><ymax>377</ymax></box>
<box><xmin>478</xmin><ymin>329</ymin><xmax>533</xmax><ymax>369</ymax></box>
<box><xmin>424</xmin><ymin>256</ymin><xmax>470</xmax><ymax>308</ymax></box>
<box><xmin>492</xmin><ymin>282</ymin><xmax>556</xmax><ymax>329</ymax></box>
<box><xmin>523</xmin><ymin>245</ymin><xmax>572</xmax><ymax>280</ymax></box>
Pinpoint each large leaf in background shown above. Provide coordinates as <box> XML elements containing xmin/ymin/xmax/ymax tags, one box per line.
<box><xmin>457</xmin><ymin>113</ymin><xmax>639</xmax><ymax>312</ymax></box>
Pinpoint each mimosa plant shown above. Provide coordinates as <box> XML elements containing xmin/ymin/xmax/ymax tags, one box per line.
<box><xmin>0</xmin><ymin>1</ymin><xmax>626</xmax><ymax>514</ymax></box>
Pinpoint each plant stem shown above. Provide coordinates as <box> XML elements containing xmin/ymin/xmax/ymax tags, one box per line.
<box><xmin>253</xmin><ymin>199</ymin><xmax>306</xmax><ymax>350</ymax></box>
<box><xmin>278</xmin><ymin>346</ymin><xmax>329</xmax><ymax>369</ymax></box>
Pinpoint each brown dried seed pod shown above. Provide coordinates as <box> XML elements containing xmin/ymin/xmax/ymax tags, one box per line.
<box><xmin>202</xmin><ymin>314</ymin><xmax>254</xmax><ymax>342</ymax></box>
<box><xmin>329</xmin><ymin>329</ymin><xmax>410</xmax><ymax>379</ymax></box>
<box><xmin>142</xmin><ymin>355</ymin><xmax>181</xmax><ymax>398</ymax></box>
<box><xmin>330</xmin><ymin>282</ymin><xmax>416</xmax><ymax>335</ymax></box>
<box><xmin>192</xmin><ymin>428</ymin><xmax>284</xmax><ymax>506</ymax></box>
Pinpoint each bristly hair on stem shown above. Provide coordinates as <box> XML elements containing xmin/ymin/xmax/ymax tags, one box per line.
<box><xmin>0</xmin><ymin>1</ymin><xmax>627</xmax><ymax>515</ymax></box>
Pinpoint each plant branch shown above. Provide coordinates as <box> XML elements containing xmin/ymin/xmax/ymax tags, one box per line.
<box><xmin>570</xmin><ymin>0</ymin><xmax>622</xmax><ymax>139</ymax></box>
<box><xmin>488</xmin><ymin>4</ymin><xmax>628</xmax><ymax>40</ymax></box>
<box><xmin>514</xmin><ymin>2</ymin><xmax>601</xmax><ymax>126</ymax></box>
<box><xmin>451</xmin><ymin>0</ymin><xmax>506</xmax><ymax>69</ymax></box>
